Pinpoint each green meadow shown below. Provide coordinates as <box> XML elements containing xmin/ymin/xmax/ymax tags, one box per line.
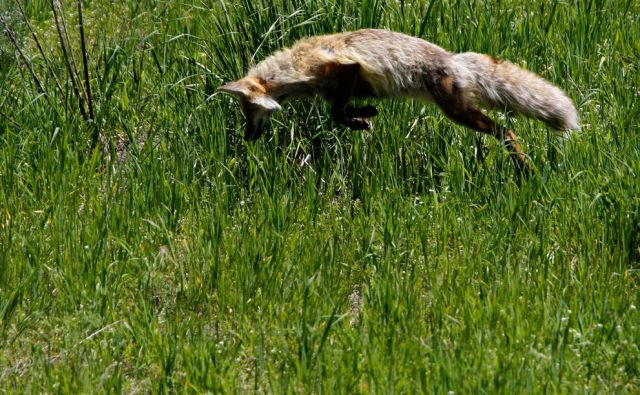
<box><xmin>1</xmin><ymin>0</ymin><xmax>639</xmax><ymax>392</ymax></box>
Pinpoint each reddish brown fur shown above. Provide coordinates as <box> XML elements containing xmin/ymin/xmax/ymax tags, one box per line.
<box><xmin>431</xmin><ymin>74</ymin><xmax>530</xmax><ymax>172</ymax></box>
<box><xmin>219</xmin><ymin>29</ymin><xmax>579</xmax><ymax>175</ymax></box>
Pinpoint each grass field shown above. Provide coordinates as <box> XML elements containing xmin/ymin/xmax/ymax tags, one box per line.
<box><xmin>1</xmin><ymin>0</ymin><xmax>639</xmax><ymax>392</ymax></box>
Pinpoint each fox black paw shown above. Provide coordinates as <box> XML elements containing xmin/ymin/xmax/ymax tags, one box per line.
<box><xmin>344</xmin><ymin>117</ymin><xmax>372</xmax><ymax>131</ymax></box>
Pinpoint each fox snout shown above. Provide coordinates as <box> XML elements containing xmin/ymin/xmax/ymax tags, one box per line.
<box><xmin>242</xmin><ymin>103</ymin><xmax>269</xmax><ymax>141</ymax></box>
<box><xmin>217</xmin><ymin>78</ymin><xmax>281</xmax><ymax>141</ymax></box>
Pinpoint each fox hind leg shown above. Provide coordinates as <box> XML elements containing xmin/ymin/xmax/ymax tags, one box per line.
<box><xmin>431</xmin><ymin>74</ymin><xmax>531</xmax><ymax>175</ymax></box>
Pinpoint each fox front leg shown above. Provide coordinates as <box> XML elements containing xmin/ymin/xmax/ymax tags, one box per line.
<box><xmin>345</xmin><ymin>105</ymin><xmax>379</xmax><ymax>119</ymax></box>
<box><xmin>328</xmin><ymin>63</ymin><xmax>376</xmax><ymax>130</ymax></box>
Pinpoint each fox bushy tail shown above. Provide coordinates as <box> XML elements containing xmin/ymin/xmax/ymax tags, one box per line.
<box><xmin>453</xmin><ymin>53</ymin><xmax>580</xmax><ymax>134</ymax></box>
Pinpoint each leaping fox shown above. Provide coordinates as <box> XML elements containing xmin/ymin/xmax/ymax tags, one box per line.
<box><xmin>218</xmin><ymin>29</ymin><xmax>579</xmax><ymax>172</ymax></box>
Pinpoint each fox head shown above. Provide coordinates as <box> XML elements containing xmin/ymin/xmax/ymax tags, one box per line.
<box><xmin>217</xmin><ymin>77</ymin><xmax>281</xmax><ymax>141</ymax></box>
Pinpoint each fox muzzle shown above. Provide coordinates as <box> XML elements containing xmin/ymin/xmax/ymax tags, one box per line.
<box><xmin>244</xmin><ymin>119</ymin><xmax>266</xmax><ymax>141</ymax></box>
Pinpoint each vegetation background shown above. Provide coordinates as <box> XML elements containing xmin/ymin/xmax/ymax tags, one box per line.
<box><xmin>1</xmin><ymin>0</ymin><xmax>639</xmax><ymax>392</ymax></box>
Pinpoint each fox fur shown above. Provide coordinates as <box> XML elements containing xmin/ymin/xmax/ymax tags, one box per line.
<box><xmin>218</xmin><ymin>29</ymin><xmax>579</xmax><ymax>172</ymax></box>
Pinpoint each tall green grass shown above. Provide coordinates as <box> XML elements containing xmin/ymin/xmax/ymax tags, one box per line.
<box><xmin>1</xmin><ymin>0</ymin><xmax>639</xmax><ymax>392</ymax></box>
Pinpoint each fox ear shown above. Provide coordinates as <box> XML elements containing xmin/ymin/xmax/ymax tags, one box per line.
<box><xmin>251</xmin><ymin>96</ymin><xmax>281</xmax><ymax>112</ymax></box>
<box><xmin>217</xmin><ymin>81</ymin><xmax>248</xmax><ymax>98</ymax></box>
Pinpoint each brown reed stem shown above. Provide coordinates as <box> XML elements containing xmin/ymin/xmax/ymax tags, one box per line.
<box><xmin>50</xmin><ymin>0</ymin><xmax>88</xmax><ymax>121</ymax></box>
<box><xmin>14</xmin><ymin>0</ymin><xmax>65</xmax><ymax>100</ymax></box>
<box><xmin>77</xmin><ymin>0</ymin><xmax>94</xmax><ymax>120</ymax></box>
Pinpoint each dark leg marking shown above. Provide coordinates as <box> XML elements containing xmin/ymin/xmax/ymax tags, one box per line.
<box><xmin>431</xmin><ymin>75</ymin><xmax>531</xmax><ymax>175</ymax></box>
<box><xmin>329</xmin><ymin>63</ymin><xmax>375</xmax><ymax>130</ymax></box>
<box><xmin>345</xmin><ymin>105</ymin><xmax>378</xmax><ymax>118</ymax></box>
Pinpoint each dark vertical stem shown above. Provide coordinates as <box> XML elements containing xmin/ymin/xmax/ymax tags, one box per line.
<box><xmin>77</xmin><ymin>0</ymin><xmax>94</xmax><ymax>120</ymax></box>
<box><xmin>50</xmin><ymin>0</ymin><xmax>88</xmax><ymax>121</ymax></box>
<box><xmin>55</xmin><ymin>0</ymin><xmax>88</xmax><ymax>105</ymax></box>
<box><xmin>15</xmin><ymin>0</ymin><xmax>65</xmax><ymax>100</ymax></box>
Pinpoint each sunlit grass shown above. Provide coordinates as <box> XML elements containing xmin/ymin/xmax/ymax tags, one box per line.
<box><xmin>1</xmin><ymin>0</ymin><xmax>639</xmax><ymax>392</ymax></box>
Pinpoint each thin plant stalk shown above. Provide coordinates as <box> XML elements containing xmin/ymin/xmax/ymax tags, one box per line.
<box><xmin>77</xmin><ymin>0</ymin><xmax>94</xmax><ymax>120</ymax></box>
<box><xmin>50</xmin><ymin>0</ymin><xmax>88</xmax><ymax>121</ymax></box>
<box><xmin>15</xmin><ymin>0</ymin><xmax>65</xmax><ymax>101</ymax></box>
<box><xmin>55</xmin><ymin>0</ymin><xmax>88</xmax><ymax>106</ymax></box>
<box><xmin>1</xmin><ymin>15</ymin><xmax>45</xmax><ymax>94</ymax></box>
<box><xmin>0</xmin><ymin>109</ymin><xmax>20</xmax><ymax>128</ymax></box>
